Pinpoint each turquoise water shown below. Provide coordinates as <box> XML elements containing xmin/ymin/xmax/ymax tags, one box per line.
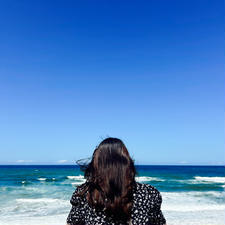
<box><xmin>0</xmin><ymin>165</ymin><xmax>224</xmax><ymax>225</ymax></box>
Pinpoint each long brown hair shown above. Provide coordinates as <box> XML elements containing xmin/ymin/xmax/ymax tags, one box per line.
<box><xmin>77</xmin><ymin>137</ymin><xmax>137</xmax><ymax>222</ymax></box>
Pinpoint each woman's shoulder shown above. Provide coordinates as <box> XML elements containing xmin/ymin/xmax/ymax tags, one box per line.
<box><xmin>134</xmin><ymin>182</ymin><xmax>162</xmax><ymax>202</ymax></box>
<box><xmin>135</xmin><ymin>181</ymin><xmax>160</xmax><ymax>191</ymax></box>
<box><xmin>70</xmin><ymin>182</ymin><xmax>88</xmax><ymax>205</ymax></box>
<box><xmin>74</xmin><ymin>181</ymin><xmax>88</xmax><ymax>193</ymax></box>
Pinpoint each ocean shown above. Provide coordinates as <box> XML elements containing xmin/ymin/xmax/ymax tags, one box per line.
<box><xmin>0</xmin><ymin>165</ymin><xmax>224</xmax><ymax>225</ymax></box>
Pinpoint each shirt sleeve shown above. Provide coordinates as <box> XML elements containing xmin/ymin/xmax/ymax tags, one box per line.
<box><xmin>67</xmin><ymin>187</ymin><xmax>86</xmax><ymax>225</ymax></box>
<box><xmin>147</xmin><ymin>186</ymin><xmax>166</xmax><ymax>225</ymax></box>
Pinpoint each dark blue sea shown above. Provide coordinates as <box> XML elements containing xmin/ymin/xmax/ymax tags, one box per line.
<box><xmin>0</xmin><ymin>165</ymin><xmax>224</xmax><ymax>225</ymax></box>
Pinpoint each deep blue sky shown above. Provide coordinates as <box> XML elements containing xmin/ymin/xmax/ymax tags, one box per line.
<box><xmin>0</xmin><ymin>0</ymin><xmax>224</xmax><ymax>165</ymax></box>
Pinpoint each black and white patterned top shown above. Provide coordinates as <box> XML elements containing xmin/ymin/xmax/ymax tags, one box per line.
<box><xmin>67</xmin><ymin>181</ymin><xmax>166</xmax><ymax>225</ymax></box>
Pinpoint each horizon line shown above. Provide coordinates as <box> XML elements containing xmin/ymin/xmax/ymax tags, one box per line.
<box><xmin>0</xmin><ymin>164</ymin><xmax>224</xmax><ymax>166</ymax></box>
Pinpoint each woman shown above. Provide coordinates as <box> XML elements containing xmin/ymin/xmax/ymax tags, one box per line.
<box><xmin>67</xmin><ymin>137</ymin><xmax>166</xmax><ymax>225</ymax></box>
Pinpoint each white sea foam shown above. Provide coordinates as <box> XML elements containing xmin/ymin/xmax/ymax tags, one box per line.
<box><xmin>23</xmin><ymin>186</ymin><xmax>47</xmax><ymax>193</ymax></box>
<box><xmin>37</xmin><ymin>178</ymin><xmax>47</xmax><ymax>181</ymax></box>
<box><xmin>194</xmin><ymin>176</ymin><xmax>225</xmax><ymax>183</ymax></box>
<box><xmin>21</xmin><ymin>181</ymin><xmax>26</xmax><ymax>184</ymax></box>
<box><xmin>176</xmin><ymin>176</ymin><xmax>225</xmax><ymax>185</ymax></box>
<box><xmin>16</xmin><ymin>198</ymin><xmax>60</xmax><ymax>203</ymax></box>
<box><xmin>65</xmin><ymin>175</ymin><xmax>86</xmax><ymax>185</ymax></box>
<box><xmin>135</xmin><ymin>176</ymin><xmax>164</xmax><ymax>182</ymax></box>
<box><xmin>71</xmin><ymin>181</ymin><xmax>85</xmax><ymax>186</ymax></box>
<box><xmin>67</xmin><ymin>175</ymin><xmax>86</xmax><ymax>185</ymax></box>
<box><xmin>68</xmin><ymin>175</ymin><xmax>164</xmax><ymax>182</ymax></box>
<box><xmin>67</xmin><ymin>175</ymin><xmax>85</xmax><ymax>180</ymax></box>
<box><xmin>0</xmin><ymin>215</ymin><xmax>68</xmax><ymax>225</ymax></box>
<box><xmin>1</xmin><ymin>191</ymin><xmax>224</xmax><ymax>225</ymax></box>
<box><xmin>163</xmin><ymin>203</ymin><xmax>225</xmax><ymax>212</ymax></box>
<box><xmin>162</xmin><ymin>190</ymin><xmax>225</xmax><ymax>199</ymax></box>
<box><xmin>161</xmin><ymin>191</ymin><xmax>225</xmax><ymax>212</ymax></box>
<box><xmin>3</xmin><ymin>193</ymin><xmax>225</xmax><ymax>225</ymax></box>
<box><xmin>4</xmin><ymin>198</ymin><xmax>70</xmax><ymax>218</ymax></box>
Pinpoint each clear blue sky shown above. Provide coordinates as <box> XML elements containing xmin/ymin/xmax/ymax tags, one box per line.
<box><xmin>0</xmin><ymin>0</ymin><xmax>224</xmax><ymax>165</ymax></box>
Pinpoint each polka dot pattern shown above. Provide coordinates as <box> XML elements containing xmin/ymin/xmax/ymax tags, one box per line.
<box><xmin>67</xmin><ymin>182</ymin><xmax>166</xmax><ymax>225</ymax></box>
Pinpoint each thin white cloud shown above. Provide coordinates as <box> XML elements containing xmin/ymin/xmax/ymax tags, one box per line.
<box><xmin>16</xmin><ymin>160</ymin><xmax>33</xmax><ymax>163</ymax></box>
<box><xmin>57</xmin><ymin>160</ymin><xmax>68</xmax><ymax>164</ymax></box>
<box><xmin>179</xmin><ymin>160</ymin><xmax>188</xmax><ymax>164</ymax></box>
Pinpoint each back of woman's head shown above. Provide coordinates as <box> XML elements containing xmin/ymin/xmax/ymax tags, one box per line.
<box><xmin>79</xmin><ymin>137</ymin><xmax>136</xmax><ymax>222</ymax></box>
